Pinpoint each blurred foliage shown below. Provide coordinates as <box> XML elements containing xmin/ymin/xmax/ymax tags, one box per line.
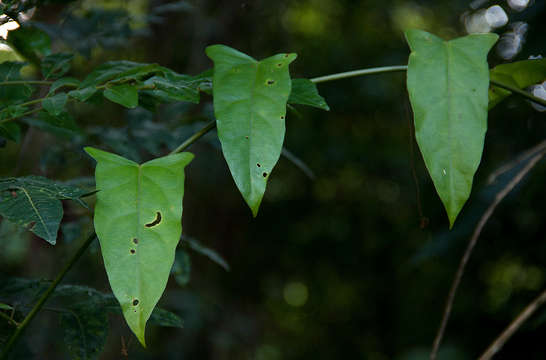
<box><xmin>0</xmin><ymin>0</ymin><xmax>545</xmax><ymax>359</ymax></box>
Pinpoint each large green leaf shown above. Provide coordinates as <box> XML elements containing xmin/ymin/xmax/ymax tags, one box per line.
<box><xmin>489</xmin><ymin>59</ymin><xmax>546</xmax><ymax>109</ymax></box>
<box><xmin>0</xmin><ymin>176</ymin><xmax>89</xmax><ymax>244</ymax></box>
<box><xmin>405</xmin><ymin>29</ymin><xmax>498</xmax><ymax>227</ymax></box>
<box><xmin>206</xmin><ymin>45</ymin><xmax>297</xmax><ymax>216</ymax></box>
<box><xmin>85</xmin><ymin>147</ymin><xmax>193</xmax><ymax>346</ymax></box>
<box><xmin>289</xmin><ymin>78</ymin><xmax>330</xmax><ymax>111</ymax></box>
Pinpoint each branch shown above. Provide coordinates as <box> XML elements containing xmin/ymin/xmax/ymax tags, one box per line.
<box><xmin>487</xmin><ymin>140</ymin><xmax>546</xmax><ymax>185</ymax></box>
<box><xmin>429</xmin><ymin>149</ymin><xmax>546</xmax><ymax>360</ymax></box>
<box><xmin>0</xmin><ymin>81</ymin><xmax>53</xmax><ymax>86</ymax></box>
<box><xmin>490</xmin><ymin>79</ymin><xmax>546</xmax><ymax>108</ymax></box>
<box><xmin>478</xmin><ymin>288</ymin><xmax>546</xmax><ymax>360</ymax></box>
<box><xmin>308</xmin><ymin>65</ymin><xmax>546</xmax><ymax>108</ymax></box>
<box><xmin>0</xmin><ymin>233</ymin><xmax>97</xmax><ymax>360</ymax></box>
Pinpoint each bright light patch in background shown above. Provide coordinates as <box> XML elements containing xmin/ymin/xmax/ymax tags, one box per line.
<box><xmin>390</xmin><ymin>3</ymin><xmax>429</xmax><ymax>32</ymax></box>
<box><xmin>283</xmin><ymin>282</ymin><xmax>308</xmax><ymax>307</ymax></box>
<box><xmin>484</xmin><ymin>5</ymin><xmax>508</xmax><ymax>28</ymax></box>
<box><xmin>496</xmin><ymin>21</ymin><xmax>528</xmax><ymax>59</ymax></box>
<box><xmin>508</xmin><ymin>0</ymin><xmax>531</xmax><ymax>12</ymax></box>
<box><xmin>529</xmin><ymin>82</ymin><xmax>546</xmax><ymax>112</ymax></box>
<box><xmin>464</xmin><ymin>10</ymin><xmax>492</xmax><ymax>33</ymax></box>
<box><xmin>0</xmin><ymin>16</ymin><xmax>20</xmax><ymax>40</ymax></box>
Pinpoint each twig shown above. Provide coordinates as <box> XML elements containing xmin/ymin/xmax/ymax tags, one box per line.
<box><xmin>169</xmin><ymin>120</ymin><xmax>216</xmax><ymax>155</ymax></box>
<box><xmin>0</xmin><ymin>310</ymin><xmax>18</xmax><ymax>327</ymax></box>
<box><xmin>281</xmin><ymin>148</ymin><xmax>316</xmax><ymax>180</ymax></box>
<box><xmin>429</xmin><ymin>150</ymin><xmax>545</xmax><ymax>360</ymax></box>
<box><xmin>487</xmin><ymin>140</ymin><xmax>546</xmax><ymax>185</ymax></box>
<box><xmin>478</xmin><ymin>288</ymin><xmax>546</xmax><ymax>360</ymax></box>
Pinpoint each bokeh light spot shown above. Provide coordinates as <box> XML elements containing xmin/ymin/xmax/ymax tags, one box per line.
<box><xmin>283</xmin><ymin>281</ymin><xmax>308</xmax><ymax>307</ymax></box>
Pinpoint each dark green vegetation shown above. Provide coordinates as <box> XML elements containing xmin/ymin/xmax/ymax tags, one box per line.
<box><xmin>0</xmin><ymin>1</ymin><xmax>545</xmax><ymax>359</ymax></box>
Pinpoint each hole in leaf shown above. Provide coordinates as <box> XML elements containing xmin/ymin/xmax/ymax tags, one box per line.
<box><xmin>277</xmin><ymin>63</ymin><xmax>283</xmax><ymax>67</ymax></box>
<box><xmin>145</xmin><ymin>212</ymin><xmax>162</xmax><ymax>227</ymax></box>
<box><xmin>262</xmin><ymin>172</ymin><xmax>268</xmax><ymax>177</ymax></box>
<box><xmin>280</xmin><ymin>115</ymin><xmax>285</xmax><ymax>120</ymax></box>
<box><xmin>266</xmin><ymin>80</ymin><xmax>275</xmax><ymax>85</ymax></box>
<box><xmin>256</xmin><ymin>163</ymin><xmax>261</xmax><ymax>167</ymax></box>
<box><xmin>130</xmin><ymin>249</ymin><xmax>136</xmax><ymax>254</ymax></box>
<box><xmin>132</xmin><ymin>299</ymin><xmax>139</xmax><ymax>306</ymax></box>
<box><xmin>133</xmin><ymin>238</ymin><xmax>138</xmax><ymax>244</ymax></box>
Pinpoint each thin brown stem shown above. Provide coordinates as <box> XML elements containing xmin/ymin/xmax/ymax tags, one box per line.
<box><xmin>429</xmin><ymin>150</ymin><xmax>545</xmax><ymax>360</ymax></box>
<box><xmin>478</xmin><ymin>288</ymin><xmax>546</xmax><ymax>360</ymax></box>
<box><xmin>487</xmin><ymin>140</ymin><xmax>546</xmax><ymax>185</ymax></box>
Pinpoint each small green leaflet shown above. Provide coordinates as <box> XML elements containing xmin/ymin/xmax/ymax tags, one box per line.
<box><xmin>103</xmin><ymin>84</ymin><xmax>139</xmax><ymax>108</ymax></box>
<box><xmin>0</xmin><ymin>176</ymin><xmax>89</xmax><ymax>244</ymax></box>
<box><xmin>85</xmin><ymin>147</ymin><xmax>193</xmax><ymax>346</ymax></box>
<box><xmin>489</xmin><ymin>58</ymin><xmax>546</xmax><ymax>109</ymax></box>
<box><xmin>41</xmin><ymin>53</ymin><xmax>73</xmax><ymax>79</ymax></box>
<box><xmin>48</xmin><ymin>77</ymin><xmax>81</xmax><ymax>96</ymax></box>
<box><xmin>405</xmin><ymin>29</ymin><xmax>498</xmax><ymax>228</ymax></box>
<box><xmin>206</xmin><ymin>45</ymin><xmax>297</xmax><ymax>216</ymax></box>
<box><xmin>0</xmin><ymin>62</ymin><xmax>33</xmax><ymax>107</ymax></box>
<box><xmin>289</xmin><ymin>78</ymin><xmax>330</xmax><ymax>111</ymax></box>
<box><xmin>23</xmin><ymin>111</ymin><xmax>80</xmax><ymax>139</ymax></box>
<box><xmin>0</xmin><ymin>122</ymin><xmax>21</xmax><ymax>142</ymax></box>
<box><xmin>0</xmin><ymin>303</ymin><xmax>12</xmax><ymax>311</ymax></box>
<box><xmin>42</xmin><ymin>92</ymin><xmax>68</xmax><ymax>116</ymax></box>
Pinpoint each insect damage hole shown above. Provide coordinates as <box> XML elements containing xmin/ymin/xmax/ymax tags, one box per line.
<box><xmin>256</xmin><ymin>163</ymin><xmax>261</xmax><ymax>168</ymax></box>
<box><xmin>132</xmin><ymin>299</ymin><xmax>139</xmax><ymax>306</ymax></box>
<box><xmin>262</xmin><ymin>172</ymin><xmax>268</xmax><ymax>178</ymax></box>
<box><xmin>145</xmin><ymin>212</ymin><xmax>162</xmax><ymax>227</ymax></box>
<box><xmin>132</xmin><ymin>238</ymin><xmax>138</xmax><ymax>244</ymax></box>
<box><xmin>130</xmin><ymin>249</ymin><xmax>136</xmax><ymax>254</ymax></box>
<box><xmin>266</xmin><ymin>79</ymin><xmax>275</xmax><ymax>85</ymax></box>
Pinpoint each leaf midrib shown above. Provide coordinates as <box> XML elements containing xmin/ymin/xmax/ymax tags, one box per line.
<box><xmin>19</xmin><ymin>186</ymin><xmax>52</xmax><ymax>241</ymax></box>
<box><xmin>446</xmin><ymin>42</ymin><xmax>455</xmax><ymax>215</ymax></box>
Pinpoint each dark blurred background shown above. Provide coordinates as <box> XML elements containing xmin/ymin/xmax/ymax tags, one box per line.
<box><xmin>0</xmin><ymin>0</ymin><xmax>545</xmax><ymax>359</ymax></box>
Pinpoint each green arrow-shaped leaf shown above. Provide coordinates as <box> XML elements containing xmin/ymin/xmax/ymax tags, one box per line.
<box><xmin>489</xmin><ymin>58</ymin><xmax>546</xmax><ymax>109</ymax></box>
<box><xmin>85</xmin><ymin>147</ymin><xmax>193</xmax><ymax>346</ymax></box>
<box><xmin>0</xmin><ymin>176</ymin><xmax>88</xmax><ymax>244</ymax></box>
<box><xmin>206</xmin><ymin>45</ymin><xmax>297</xmax><ymax>216</ymax></box>
<box><xmin>405</xmin><ymin>29</ymin><xmax>498</xmax><ymax>227</ymax></box>
<box><xmin>289</xmin><ymin>78</ymin><xmax>330</xmax><ymax>111</ymax></box>
<box><xmin>103</xmin><ymin>84</ymin><xmax>139</xmax><ymax>108</ymax></box>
